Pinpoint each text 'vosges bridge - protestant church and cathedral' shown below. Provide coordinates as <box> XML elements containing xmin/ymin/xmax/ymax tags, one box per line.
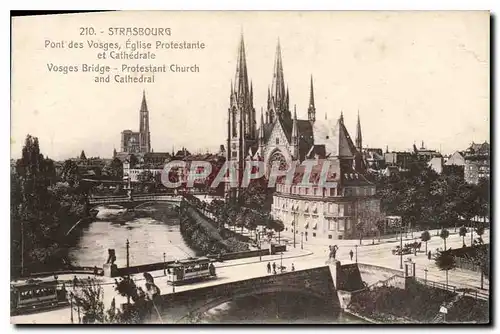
<box><xmin>226</xmin><ymin>34</ymin><xmax>380</xmax><ymax>240</ymax></box>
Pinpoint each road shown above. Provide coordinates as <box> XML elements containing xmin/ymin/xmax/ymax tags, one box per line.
<box><xmin>11</xmin><ymin>228</ymin><xmax>489</xmax><ymax>324</ymax></box>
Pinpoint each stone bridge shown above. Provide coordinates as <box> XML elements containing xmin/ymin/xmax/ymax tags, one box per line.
<box><xmin>147</xmin><ymin>266</ymin><xmax>340</xmax><ymax>323</ymax></box>
<box><xmin>88</xmin><ymin>194</ymin><xmax>183</xmax><ymax>210</ymax></box>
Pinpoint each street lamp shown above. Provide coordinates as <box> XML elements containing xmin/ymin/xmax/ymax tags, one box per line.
<box><xmin>70</xmin><ymin>292</ymin><xmax>74</xmax><ymax>324</ymax></box>
<box><xmin>280</xmin><ymin>252</ymin><xmax>283</xmax><ymax>271</ymax></box>
<box><xmin>424</xmin><ymin>268</ymin><xmax>428</xmax><ymax>284</ymax></box>
<box><xmin>301</xmin><ymin>232</ymin><xmax>304</xmax><ymax>250</ymax></box>
<box><xmin>354</xmin><ymin>245</ymin><xmax>358</xmax><ymax>263</ymax></box>
<box><xmin>259</xmin><ymin>239</ymin><xmax>262</xmax><ymax>262</ymax></box>
<box><xmin>126</xmin><ymin>239</ymin><xmax>130</xmax><ymax>305</ymax></box>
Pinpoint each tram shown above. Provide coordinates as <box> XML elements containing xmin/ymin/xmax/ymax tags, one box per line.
<box><xmin>10</xmin><ymin>279</ymin><xmax>69</xmax><ymax>315</ymax></box>
<box><xmin>166</xmin><ymin>257</ymin><xmax>216</xmax><ymax>285</ymax></box>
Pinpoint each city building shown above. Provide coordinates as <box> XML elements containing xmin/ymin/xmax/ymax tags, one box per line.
<box><xmin>363</xmin><ymin>148</ymin><xmax>386</xmax><ymax>171</ymax></box>
<box><xmin>225</xmin><ymin>34</ymin><xmax>381</xmax><ymax>240</ymax></box>
<box><xmin>413</xmin><ymin>141</ymin><xmax>442</xmax><ymax>162</ymax></box>
<box><xmin>384</xmin><ymin>151</ymin><xmax>413</xmax><ymax>171</ymax></box>
<box><xmin>464</xmin><ymin>141</ymin><xmax>490</xmax><ymax>184</ymax></box>
<box><xmin>445</xmin><ymin>151</ymin><xmax>466</xmax><ymax>167</ymax></box>
<box><xmin>428</xmin><ymin>156</ymin><xmax>444</xmax><ymax>174</ymax></box>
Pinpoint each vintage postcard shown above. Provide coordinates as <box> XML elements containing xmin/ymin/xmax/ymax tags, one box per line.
<box><xmin>10</xmin><ymin>11</ymin><xmax>490</xmax><ymax>324</ymax></box>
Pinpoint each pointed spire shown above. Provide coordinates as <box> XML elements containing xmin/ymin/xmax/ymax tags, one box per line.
<box><xmin>259</xmin><ymin>108</ymin><xmax>265</xmax><ymax>140</ymax></box>
<box><xmin>292</xmin><ymin>104</ymin><xmax>298</xmax><ymax>144</ymax></box>
<box><xmin>340</xmin><ymin>111</ymin><xmax>344</xmax><ymax>123</ymax></box>
<box><xmin>140</xmin><ymin>90</ymin><xmax>148</xmax><ymax>112</ymax></box>
<box><xmin>355</xmin><ymin>110</ymin><xmax>362</xmax><ymax>151</ymax></box>
<box><xmin>309</xmin><ymin>75</ymin><xmax>315</xmax><ymax>107</ymax></box>
<box><xmin>308</xmin><ymin>75</ymin><xmax>316</xmax><ymax>123</ymax></box>
<box><xmin>271</xmin><ymin>38</ymin><xmax>286</xmax><ymax>115</ymax></box>
<box><xmin>234</xmin><ymin>33</ymin><xmax>249</xmax><ymax>100</ymax></box>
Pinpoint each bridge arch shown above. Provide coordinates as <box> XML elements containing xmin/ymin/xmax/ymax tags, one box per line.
<box><xmin>176</xmin><ymin>285</ymin><xmax>335</xmax><ymax>323</ymax></box>
<box><xmin>133</xmin><ymin>201</ymin><xmax>180</xmax><ymax>210</ymax></box>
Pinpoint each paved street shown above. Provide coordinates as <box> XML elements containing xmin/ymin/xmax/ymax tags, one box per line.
<box><xmin>11</xmin><ymin>228</ymin><xmax>489</xmax><ymax>324</ymax></box>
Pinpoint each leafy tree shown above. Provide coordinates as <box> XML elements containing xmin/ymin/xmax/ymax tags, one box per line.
<box><xmin>109</xmin><ymin>158</ymin><xmax>123</xmax><ymax>180</ymax></box>
<box><xmin>435</xmin><ymin>251</ymin><xmax>457</xmax><ymax>289</ymax></box>
<box><xmin>128</xmin><ymin>154</ymin><xmax>139</xmax><ymax>168</ymax></box>
<box><xmin>459</xmin><ymin>226</ymin><xmax>468</xmax><ymax>247</ymax></box>
<box><xmin>420</xmin><ymin>230</ymin><xmax>431</xmax><ymax>254</ymax></box>
<box><xmin>61</xmin><ymin>159</ymin><xmax>81</xmax><ymax>187</ymax></box>
<box><xmin>440</xmin><ymin>228</ymin><xmax>450</xmax><ymax>250</ymax></box>
<box><xmin>475</xmin><ymin>224</ymin><xmax>485</xmax><ymax>245</ymax></box>
<box><xmin>71</xmin><ymin>278</ymin><xmax>106</xmax><ymax>323</ymax></box>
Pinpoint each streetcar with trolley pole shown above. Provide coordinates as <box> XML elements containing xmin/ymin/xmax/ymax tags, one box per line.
<box><xmin>10</xmin><ymin>278</ymin><xmax>69</xmax><ymax>316</ymax></box>
<box><xmin>166</xmin><ymin>257</ymin><xmax>217</xmax><ymax>286</ymax></box>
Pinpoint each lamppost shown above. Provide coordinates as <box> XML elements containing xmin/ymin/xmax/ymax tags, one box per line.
<box><xmin>424</xmin><ymin>268</ymin><xmax>428</xmax><ymax>284</ymax></box>
<box><xmin>301</xmin><ymin>232</ymin><xmax>304</xmax><ymax>250</ymax></box>
<box><xmin>354</xmin><ymin>245</ymin><xmax>358</xmax><ymax>263</ymax></box>
<box><xmin>126</xmin><ymin>239</ymin><xmax>130</xmax><ymax>305</ymax></box>
<box><xmin>280</xmin><ymin>252</ymin><xmax>283</xmax><ymax>271</ymax></box>
<box><xmin>163</xmin><ymin>252</ymin><xmax>166</xmax><ymax>275</ymax></box>
<box><xmin>70</xmin><ymin>292</ymin><xmax>74</xmax><ymax>324</ymax></box>
<box><xmin>259</xmin><ymin>238</ymin><xmax>262</xmax><ymax>262</ymax></box>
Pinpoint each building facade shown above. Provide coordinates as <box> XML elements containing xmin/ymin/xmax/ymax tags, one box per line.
<box><xmin>225</xmin><ymin>34</ymin><xmax>381</xmax><ymax>240</ymax></box>
<box><xmin>464</xmin><ymin>142</ymin><xmax>490</xmax><ymax>184</ymax></box>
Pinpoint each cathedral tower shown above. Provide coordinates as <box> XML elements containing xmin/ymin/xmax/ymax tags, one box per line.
<box><xmin>139</xmin><ymin>90</ymin><xmax>151</xmax><ymax>153</ymax></box>
<box><xmin>226</xmin><ymin>33</ymin><xmax>256</xmax><ymax>200</ymax></box>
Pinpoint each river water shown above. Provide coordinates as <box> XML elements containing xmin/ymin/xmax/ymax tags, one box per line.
<box><xmin>68</xmin><ymin>204</ymin><xmax>364</xmax><ymax>324</ymax></box>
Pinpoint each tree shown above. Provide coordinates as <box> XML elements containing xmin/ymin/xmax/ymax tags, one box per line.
<box><xmin>475</xmin><ymin>224</ymin><xmax>485</xmax><ymax>245</ymax></box>
<box><xmin>137</xmin><ymin>170</ymin><xmax>154</xmax><ymax>183</ymax></box>
<box><xmin>440</xmin><ymin>228</ymin><xmax>450</xmax><ymax>250</ymax></box>
<box><xmin>71</xmin><ymin>278</ymin><xmax>106</xmax><ymax>323</ymax></box>
<box><xmin>435</xmin><ymin>251</ymin><xmax>456</xmax><ymax>290</ymax></box>
<box><xmin>420</xmin><ymin>230</ymin><xmax>431</xmax><ymax>254</ymax></box>
<box><xmin>80</xmin><ymin>150</ymin><xmax>87</xmax><ymax>160</ymax></box>
<box><xmin>109</xmin><ymin>158</ymin><xmax>123</xmax><ymax>180</ymax></box>
<box><xmin>459</xmin><ymin>226</ymin><xmax>468</xmax><ymax>247</ymax></box>
<box><xmin>270</xmin><ymin>219</ymin><xmax>284</xmax><ymax>244</ymax></box>
<box><xmin>61</xmin><ymin>159</ymin><xmax>81</xmax><ymax>187</ymax></box>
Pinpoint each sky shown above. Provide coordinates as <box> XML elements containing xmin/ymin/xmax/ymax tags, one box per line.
<box><xmin>11</xmin><ymin>11</ymin><xmax>489</xmax><ymax>160</ymax></box>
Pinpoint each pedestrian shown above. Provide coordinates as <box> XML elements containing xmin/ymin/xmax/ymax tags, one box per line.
<box><xmin>349</xmin><ymin>250</ymin><xmax>354</xmax><ymax>261</ymax></box>
<box><xmin>272</xmin><ymin>262</ymin><xmax>277</xmax><ymax>275</ymax></box>
<box><xmin>73</xmin><ymin>275</ymin><xmax>78</xmax><ymax>289</ymax></box>
<box><xmin>267</xmin><ymin>262</ymin><xmax>271</xmax><ymax>274</ymax></box>
<box><xmin>428</xmin><ymin>251</ymin><xmax>432</xmax><ymax>260</ymax></box>
<box><xmin>93</xmin><ymin>266</ymin><xmax>98</xmax><ymax>277</ymax></box>
<box><xmin>291</xmin><ymin>263</ymin><xmax>295</xmax><ymax>271</ymax></box>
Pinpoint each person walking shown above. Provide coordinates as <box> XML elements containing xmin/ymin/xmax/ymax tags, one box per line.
<box><xmin>272</xmin><ymin>262</ymin><xmax>277</xmax><ymax>275</ymax></box>
<box><xmin>349</xmin><ymin>249</ymin><xmax>354</xmax><ymax>261</ymax></box>
<box><xmin>267</xmin><ymin>262</ymin><xmax>271</xmax><ymax>274</ymax></box>
<box><xmin>428</xmin><ymin>251</ymin><xmax>432</xmax><ymax>260</ymax></box>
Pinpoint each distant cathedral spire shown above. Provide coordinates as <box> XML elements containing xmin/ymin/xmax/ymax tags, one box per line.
<box><xmin>355</xmin><ymin>110</ymin><xmax>362</xmax><ymax>152</ymax></box>
<box><xmin>234</xmin><ymin>33</ymin><xmax>250</xmax><ymax>100</ymax></box>
<box><xmin>139</xmin><ymin>90</ymin><xmax>151</xmax><ymax>153</ymax></box>
<box><xmin>308</xmin><ymin>75</ymin><xmax>316</xmax><ymax>123</ymax></box>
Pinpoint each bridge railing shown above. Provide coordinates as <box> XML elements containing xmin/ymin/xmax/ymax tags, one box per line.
<box><xmin>89</xmin><ymin>195</ymin><xmax>183</xmax><ymax>204</ymax></box>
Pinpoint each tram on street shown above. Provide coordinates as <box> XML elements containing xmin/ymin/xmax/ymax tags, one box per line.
<box><xmin>10</xmin><ymin>279</ymin><xmax>69</xmax><ymax>315</ymax></box>
<box><xmin>166</xmin><ymin>257</ymin><xmax>216</xmax><ymax>285</ymax></box>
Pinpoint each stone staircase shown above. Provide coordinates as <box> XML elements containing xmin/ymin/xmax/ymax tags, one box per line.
<box><xmin>431</xmin><ymin>294</ymin><xmax>463</xmax><ymax>323</ymax></box>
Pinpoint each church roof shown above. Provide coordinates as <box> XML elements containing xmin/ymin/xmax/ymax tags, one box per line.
<box><xmin>313</xmin><ymin>117</ymin><xmax>358</xmax><ymax>158</ymax></box>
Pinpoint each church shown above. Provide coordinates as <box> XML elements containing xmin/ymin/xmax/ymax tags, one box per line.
<box><xmin>225</xmin><ymin>34</ymin><xmax>382</xmax><ymax>240</ymax></box>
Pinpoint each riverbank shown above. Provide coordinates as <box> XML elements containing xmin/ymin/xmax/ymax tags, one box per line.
<box><xmin>179</xmin><ymin>205</ymin><xmax>250</xmax><ymax>256</ymax></box>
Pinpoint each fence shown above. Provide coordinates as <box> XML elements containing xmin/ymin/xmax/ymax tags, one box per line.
<box><xmin>414</xmin><ymin>276</ymin><xmax>457</xmax><ymax>293</ymax></box>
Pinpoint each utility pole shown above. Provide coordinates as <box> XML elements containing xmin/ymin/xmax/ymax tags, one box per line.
<box><xmin>70</xmin><ymin>293</ymin><xmax>74</xmax><ymax>324</ymax></box>
<box><xmin>301</xmin><ymin>232</ymin><xmax>303</xmax><ymax>250</ymax></box>
<box><xmin>355</xmin><ymin>245</ymin><xmax>358</xmax><ymax>263</ymax></box>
